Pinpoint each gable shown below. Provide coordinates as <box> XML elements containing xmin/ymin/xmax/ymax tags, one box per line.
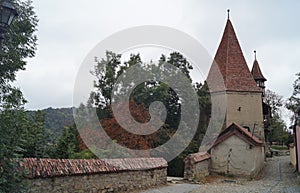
<box><xmin>211</xmin><ymin>123</ymin><xmax>263</xmax><ymax>149</ymax></box>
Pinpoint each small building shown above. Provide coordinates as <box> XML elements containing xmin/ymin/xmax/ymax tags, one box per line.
<box><xmin>210</xmin><ymin>123</ymin><xmax>264</xmax><ymax>177</ymax></box>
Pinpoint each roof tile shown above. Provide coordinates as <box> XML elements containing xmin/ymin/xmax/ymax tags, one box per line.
<box><xmin>207</xmin><ymin>19</ymin><xmax>261</xmax><ymax>93</ymax></box>
<box><xmin>251</xmin><ymin>59</ymin><xmax>266</xmax><ymax>81</ymax></box>
<box><xmin>184</xmin><ymin>152</ymin><xmax>211</xmax><ymax>163</ymax></box>
<box><xmin>19</xmin><ymin>157</ymin><xmax>167</xmax><ymax>178</ymax></box>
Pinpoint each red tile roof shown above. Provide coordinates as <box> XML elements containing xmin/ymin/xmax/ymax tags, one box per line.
<box><xmin>20</xmin><ymin>158</ymin><xmax>118</xmax><ymax>178</ymax></box>
<box><xmin>251</xmin><ymin>59</ymin><xmax>267</xmax><ymax>81</ymax></box>
<box><xmin>19</xmin><ymin>157</ymin><xmax>167</xmax><ymax>178</ymax></box>
<box><xmin>207</xmin><ymin>19</ymin><xmax>261</xmax><ymax>93</ymax></box>
<box><xmin>212</xmin><ymin>122</ymin><xmax>263</xmax><ymax>148</ymax></box>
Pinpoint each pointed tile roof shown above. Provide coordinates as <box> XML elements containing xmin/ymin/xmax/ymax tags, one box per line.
<box><xmin>207</xmin><ymin>19</ymin><xmax>261</xmax><ymax>93</ymax></box>
<box><xmin>251</xmin><ymin>59</ymin><xmax>267</xmax><ymax>81</ymax></box>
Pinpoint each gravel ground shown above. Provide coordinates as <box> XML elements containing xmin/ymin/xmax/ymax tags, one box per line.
<box><xmin>191</xmin><ymin>156</ymin><xmax>300</xmax><ymax>193</ymax></box>
<box><xmin>140</xmin><ymin>184</ymin><xmax>200</xmax><ymax>193</ymax></box>
<box><xmin>140</xmin><ymin>156</ymin><xmax>300</xmax><ymax>193</ymax></box>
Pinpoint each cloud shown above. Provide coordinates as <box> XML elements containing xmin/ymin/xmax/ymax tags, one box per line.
<box><xmin>14</xmin><ymin>0</ymin><xmax>300</xmax><ymax>114</ymax></box>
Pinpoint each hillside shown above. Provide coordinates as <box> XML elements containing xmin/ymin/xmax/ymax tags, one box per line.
<box><xmin>27</xmin><ymin>107</ymin><xmax>74</xmax><ymax>137</ymax></box>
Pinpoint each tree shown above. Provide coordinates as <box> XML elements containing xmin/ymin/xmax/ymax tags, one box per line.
<box><xmin>264</xmin><ymin>89</ymin><xmax>291</xmax><ymax>145</ymax></box>
<box><xmin>89</xmin><ymin>51</ymin><xmax>211</xmax><ymax>176</ymax></box>
<box><xmin>268</xmin><ymin>114</ymin><xmax>290</xmax><ymax>145</ymax></box>
<box><xmin>21</xmin><ymin>110</ymin><xmax>51</xmax><ymax>158</ymax></box>
<box><xmin>264</xmin><ymin>89</ymin><xmax>283</xmax><ymax>117</ymax></box>
<box><xmin>286</xmin><ymin>72</ymin><xmax>300</xmax><ymax>113</ymax></box>
<box><xmin>0</xmin><ymin>0</ymin><xmax>38</xmax><ymax>192</ymax></box>
<box><xmin>101</xmin><ymin>99</ymin><xmax>157</xmax><ymax>153</ymax></box>
<box><xmin>89</xmin><ymin>51</ymin><xmax>122</xmax><ymax>118</ymax></box>
<box><xmin>0</xmin><ymin>0</ymin><xmax>38</xmax><ymax>109</ymax></box>
<box><xmin>55</xmin><ymin>125</ymin><xmax>80</xmax><ymax>159</ymax></box>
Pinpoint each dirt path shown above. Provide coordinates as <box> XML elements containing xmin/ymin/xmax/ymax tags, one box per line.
<box><xmin>139</xmin><ymin>156</ymin><xmax>300</xmax><ymax>193</ymax></box>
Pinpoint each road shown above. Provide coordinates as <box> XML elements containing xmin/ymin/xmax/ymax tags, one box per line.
<box><xmin>139</xmin><ymin>156</ymin><xmax>300</xmax><ymax>193</ymax></box>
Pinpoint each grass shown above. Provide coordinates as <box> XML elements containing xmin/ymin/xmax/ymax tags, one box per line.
<box><xmin>270</xmin><ymin>145</ymin><xmax>289</xmax><ymax>151</ymax></box>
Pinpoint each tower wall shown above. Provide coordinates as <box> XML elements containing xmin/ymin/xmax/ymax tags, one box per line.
<box><xmin>225</xmin><ymin>91</ymin><xmax>264</xmax><ymax>141</ymax></box>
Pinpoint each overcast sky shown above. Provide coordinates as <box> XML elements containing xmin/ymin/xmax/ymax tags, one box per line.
<box><xmin>15</xmin><ymin>0</ymin><xmax>300</xmax><ymax>121</ymax></box>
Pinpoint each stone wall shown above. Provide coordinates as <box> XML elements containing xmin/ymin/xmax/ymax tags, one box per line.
<box><xmin>290</xmin><ymin>144</ymin><xmax>296</xmax><ymax>168</ymax></box>
<box><xmin>26</xmin><ymin>169</ymin><xmax>166</xmax><ymax>193</ymax></box>
<box><xmin>20</xmin><ymin>158</ymin><xmax>167</xmax><ymax>193</ymax></box>
<box><xmin>184</xmin><ymin>152</ymin><xmax>211</xmax><ymax>181</ymax></box>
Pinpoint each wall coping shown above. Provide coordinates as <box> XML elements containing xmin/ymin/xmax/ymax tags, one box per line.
<box><xmin>19</xmin><ymin>157</ymin><xmax>167</xmax><ymax>178</ymax></box>
<box><xmin>103</xmin><ymin>157</ymin><xmax>167</xmax><ymax>171</ymax></box>
<box><xmin>184</xmin><ymin>152</ymin><xmax>211</xmax><ymax>163</ymax></box>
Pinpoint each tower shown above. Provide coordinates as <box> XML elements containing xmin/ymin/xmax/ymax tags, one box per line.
<box><xmin>251</xmin><ymin>50</ymin><xmax>267</xmax><ymax>97</ymax></box>
<box><xmin>207</xmin><ymin>11</ymin><xmax>265</xmax><ymax>141</ymax></box>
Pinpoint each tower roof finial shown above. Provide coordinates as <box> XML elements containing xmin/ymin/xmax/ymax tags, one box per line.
<box><xmin>254</xmin><ymin>50</ymin><xmax>257</xmax><ymax>60</ymax></box>
<box><xmin>227</xmin><ymin>9</ymin><xmax>230</xmax><ymax>20</ymax></box>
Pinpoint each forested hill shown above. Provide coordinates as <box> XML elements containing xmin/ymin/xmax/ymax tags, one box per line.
<box><xmin>27</xmin><ymin>107</ymin><xmax>74</xmax><ymax>136</ymax></box>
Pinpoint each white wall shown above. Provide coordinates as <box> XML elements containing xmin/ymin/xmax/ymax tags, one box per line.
<box><xmin>210</xmin><ymin>135</ymin><xmax>264</xmax><ymax>176</ymax></box>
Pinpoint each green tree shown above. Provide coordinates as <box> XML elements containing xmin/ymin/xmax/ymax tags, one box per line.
<box><xmin>55</xmin><ymin>125</ymin><xmax>80</xmax><ymax>159</ymax></box>
<box><xmin>0</xmin><ymin>109</ymin><xmax>28</xmax><ymax>192</ymax></box>
<box><xmin>0</xmin><ymin>0</ymin><xmax>38</xmax><ymax>108</ymax></box>
<box><xmin>268</xmin><ymin>114</ymin><xmax>290</xmax><ymax>145</ymax></box>
<box><xmin>21</xmin><ymin>110</ymin><xmax>51</xmax><ymax>158</ymax></box>
<box><xmin>89</xmin><ymin>51</ymin><xmax>122</xmax><ymax>117</ymax></box>
<box><xmin>264</xmin><ymin>89</ymin><xmax>283</xmax><ymax>116</ymax></box>
<box><xmin>0</xmin><ymin>0</ymin><xmax>38</xmax><ymax>192</ymax></box>
<box><xmin>286</xmin><ymin>72</ymin><xmax>300</xmax><ymax>113</ymax></box>
<box><xmin>264</xmin><ymin>89</ymin><xmax>291</xmax><ymax>145</ymax></box>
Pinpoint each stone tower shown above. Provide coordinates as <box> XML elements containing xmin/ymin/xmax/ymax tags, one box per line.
<box><xmin>207</xmin><ymin>14</ymin><xmax>265</xmax><ymax>141</ymax></box>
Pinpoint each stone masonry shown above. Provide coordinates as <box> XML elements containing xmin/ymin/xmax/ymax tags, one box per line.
<box><xmin>184</xmin><ymin>152</ymin><xmax>211</xmax><ymax>181</ymax></box>
<box><xmin>19</xmin><ymin>158</ymin><xmax>167</xmax><ymax>193</ymax></box>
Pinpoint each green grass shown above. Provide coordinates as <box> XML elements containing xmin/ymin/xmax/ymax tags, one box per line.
<box><xmin>271</xmin><ymin>145</ymin><xmax>288</xmax><ymax>151</ymax></box>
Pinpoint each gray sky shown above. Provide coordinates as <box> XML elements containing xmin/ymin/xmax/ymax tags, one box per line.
<box><xmin>15</xmin><ymin>0</ymin><xmax>300</xmax><ymax>122</ymax></box>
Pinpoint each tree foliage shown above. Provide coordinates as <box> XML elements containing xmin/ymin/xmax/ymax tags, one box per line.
<box><xmin>268</xmin><ymin>114</ymin><xmax>291</xmax><ymax>145</ymax></box>
<box><xmin>0</xmin><ymin>0</ymin><xmax>38</xmax><ymax>192</ymax></box>
<box><xmin>101</xmin><ymin>99</ymin><xmax>157</xmax><ymax>153</ymax></box>
<box><xmin>55</xmin><ymin>125</ymin><xmax>80</xmax><ymax>159</ymax></box>
<box><xmin>0</xmin><ymin>0</ymin><xmax>38</xmax><ymax>109</ymax></box>
<box><xmin>88</xmin><ymin>51</ymin><xmax>211</xmax><ymax>176</ymax></box>
<box><xmin>286</xmin><ymin>72</ymin><xmax>300</xmax><ymax>113</ymax></box>
<box><xmin>27</xmin><ymin>107</ymin><xmax>74</xmax><ymax>137</ymax></box>
<box><xmin>0</xmin><ymin>109</ymin><xmax>49</xmax><ymax>192</ymax></box>
<box><xmin>90</xmin><ymin>51</ymin><xmax>122</xmax><ymax>115</ymax></box>
<box><xmin>21</xmin><ymin>110</ymin><xmax>53</xmax><ymax>158</ymax></box>
<box><xmin>264</xmin><ymin>89</ymin><xmax>291</xmax><ymax>145</ymax></box>
<box><xmin>264</xmin><ymin>89</ymin><xmax>283</xmax><ymax>117</ymax></box>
